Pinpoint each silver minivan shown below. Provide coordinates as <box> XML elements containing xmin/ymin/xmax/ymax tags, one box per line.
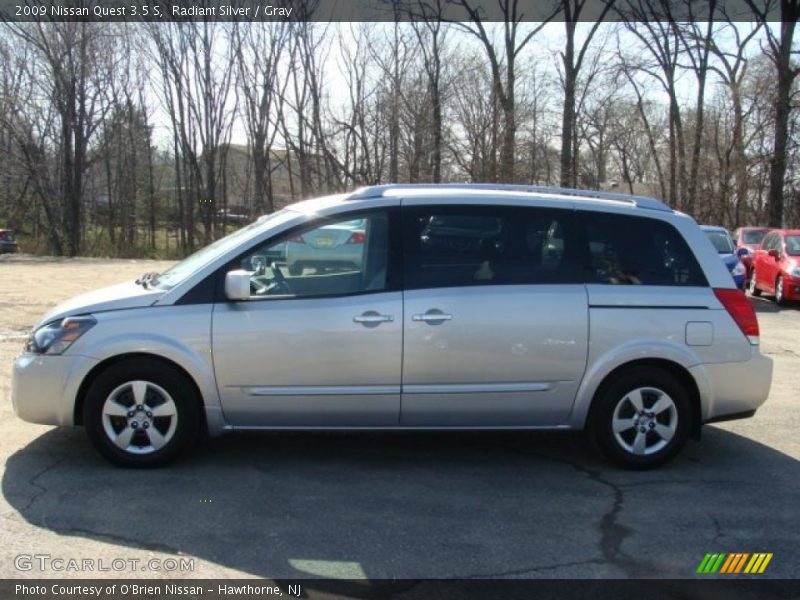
<box><xmin>11</xmin><ymin>185</ymin><xmax>773</xmax><ymax>468</ymax></box>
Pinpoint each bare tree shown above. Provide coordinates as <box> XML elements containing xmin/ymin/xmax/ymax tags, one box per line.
<box><xmin>232</xmin><ymin>22</ymin><xmax>291</xmax><ymax>214</ymax></box>
<box><xmin>453</xmin><ymin>0</ymin><xmax>559</xmax><ymax>182</ymax></box>
<box><xmin>746</xmin><ymin>0</ymin><xmax>799</xmax><ymax>226</ymax></box>
<box><xmin>558</xmin><ymin>0</ymin><xmax>615</xmax><ymax>187</ymax></box>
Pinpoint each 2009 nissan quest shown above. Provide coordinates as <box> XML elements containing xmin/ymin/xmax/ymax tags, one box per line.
<box><xmin>12</xmin><ymin>184</ymin><xmax>773</xmax><ymax>468</ymax></box>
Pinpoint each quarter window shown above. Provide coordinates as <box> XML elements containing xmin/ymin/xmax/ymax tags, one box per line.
<box><xmin>403</xmin><ymin>205</ymin><xmax>580</xmax><ymax>289</ymax></box>
<box><xmin>236</xmin><ymin>212</ymin><xmax>390</xmax><ymax>299</ymax></box>
<box><xmin>582</xmin><ymin>212</ymin><xmax>707</xmax><ymax>286</ymax></box>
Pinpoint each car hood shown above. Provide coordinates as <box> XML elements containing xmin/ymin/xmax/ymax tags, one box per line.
<box><xmin>36</xmin><ymin>281</ymin><xmax>164</xmax><ymax>328</ymax></box>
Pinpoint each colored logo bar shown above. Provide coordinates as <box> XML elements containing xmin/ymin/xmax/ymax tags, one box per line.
<box><xmin>696</xmin><ymin>553</ymin><xmax>773</xmax><ymax>574</ymax></box>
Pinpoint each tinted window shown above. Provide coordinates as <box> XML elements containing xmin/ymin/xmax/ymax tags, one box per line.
<box><xmin>704</xmin><ymin>230</ymin><xmax>735</xmax><ymax>254</ymax></box>
<box><xmin>236</xmin><ymin>211</ymin><xmax>390</xmax><ymax>299</ymax></box>
<box><xmin>785</xmin><ymin>235</ymin><xmax>800</xmax><ymax>256</ymax></box>
<box><xmin>403</xmin><ymin>205</ymin><xmax>580</xmax><ymax>289</ymax></box>
<box><xmin>742</xmin><ymin>229</ymin><xmax>768</xmax><ymax>244</ymax></box>
<box><xmin>582</xmin><ymin>212</ymin><xmax>707</xmax><ymax>286</ymax></box>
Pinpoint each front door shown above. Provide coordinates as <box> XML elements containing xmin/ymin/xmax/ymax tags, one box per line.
<box><xmin>399</xmin><ymin>203</ymin><xmax>589</xmax><ymax>426</ymax></box>
<box><xmin>212</xmin><ymin>209</ymin><xmax>402</xmax><ymax>426</ymax></box>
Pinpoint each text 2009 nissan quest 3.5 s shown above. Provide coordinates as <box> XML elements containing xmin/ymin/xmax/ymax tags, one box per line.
<box><xmin>12</xmin><ymin>184</ymin><xmax>772</xmax><ymax>469</ymax></box>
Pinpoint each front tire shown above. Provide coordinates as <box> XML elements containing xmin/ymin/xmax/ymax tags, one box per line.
<box><xmin>775</xmin><ymin>276</ymin><xmax>787</xmax><ymax>306</ymax></box>
<box><xmin>749</xmin><ymin>270</ymin><xmax>762</xmax><ymax>296</ymax></box>
<box><xmin>83</xmin><ymin>358</ymin><xmax>201</xmax><ymax>468</ymax></box>
<box><xmin>590</xmin><ymin>366</ymin><xmax>691</xmax><ymax>469</ymax></box>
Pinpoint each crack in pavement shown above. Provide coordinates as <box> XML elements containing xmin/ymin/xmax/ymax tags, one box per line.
<box><xmin>482</xmin><ymin>440</ymin><xmax>652</xmax><ymax>577</ymax></box>
<box><xmin>19</xmin><ymin>455</ymin><xmax>68</xmax><ymax>513</ymax></box>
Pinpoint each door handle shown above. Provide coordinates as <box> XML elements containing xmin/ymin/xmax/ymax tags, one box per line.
<box><xmin>354</xmin><ymin>312</ymin><xmax>394</xmax><ymax>324</ymax></box>
<box><xmin>412</xmin><ymin>311</ymin><xmax>453</xmax><ymax>323</ymax></box>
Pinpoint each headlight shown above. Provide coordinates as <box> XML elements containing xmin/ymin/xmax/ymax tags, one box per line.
<box><xmin>732</xmin><ymin>261</ymin><xmax>746</xmax><ymax>276</ymax></box>
<box><xmin>790</xmin><ymin>266</ymin><xmax>800</xmax><ymax>279</ymax></box>
<box><xmin>26</xmin><ymin>316</ymin><xmax>96</xmax><ymax>355</ymax></box>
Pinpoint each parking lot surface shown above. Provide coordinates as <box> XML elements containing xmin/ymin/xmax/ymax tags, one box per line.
<box><xmin>0</xmin><ymin>255</ymin><xmax>798</xmax><ymax>579</ymax></box>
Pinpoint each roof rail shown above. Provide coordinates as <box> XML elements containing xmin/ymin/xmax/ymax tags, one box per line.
<box><xmin>346</xmin><ymin>183</ymin><xmax>672</xmax><ymax>212</ymax></box>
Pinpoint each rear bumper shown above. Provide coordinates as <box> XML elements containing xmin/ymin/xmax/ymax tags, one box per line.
<box><xmin>0</xmin><ymin>241</ymin><xmax>18</xmax><ymax>253</ymax></box>
<box><xmin>692</xmin><ymin>348</ymin><xmax>773</xmax><ymax>423</ymax></box>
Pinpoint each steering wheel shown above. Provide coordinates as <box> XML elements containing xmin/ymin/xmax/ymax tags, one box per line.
<box><xmin>270</xmin><ymin>262</ymin><xmax>291</xmax><ymax>294</ymax></box>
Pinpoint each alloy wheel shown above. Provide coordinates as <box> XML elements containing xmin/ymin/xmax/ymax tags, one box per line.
<box><xmin>101</xmin><ymin>380</ymin><xmax>178</xmax><ymax>455</ymax></box>
<box><xmin>611</xmin><ymin>387</ymin><xmax>678</xmax><ymax>456</ymax></box>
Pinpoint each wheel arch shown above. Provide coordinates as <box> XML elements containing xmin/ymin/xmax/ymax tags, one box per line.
<box><xmin>581</xmin><ymin>358</ymin><xmax>702</xmax><ymax>440</ymax></box>
<box><xmin>74</xmin><ymin>352</ymin><xmax>207</xmax><ymax>434</ymax></box>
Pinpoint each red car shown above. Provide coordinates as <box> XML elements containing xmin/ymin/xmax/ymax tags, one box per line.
<box><xmin>749</xmin><ymin>229</ymin><xmax>800</xmax><ymax>305</ymax></box>
<box><xmin>733</xmin><ymin>227</ymin><xmax>773</xmax><ymax>283</ymax></box>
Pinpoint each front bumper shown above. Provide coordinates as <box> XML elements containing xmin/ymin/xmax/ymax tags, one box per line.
<box><xmin>782</xmin><ymin>276</ymin><xmax>800</xmax><ymax>301</ymax></box>
<box><xmin>12</xmin><ymin>353</ymin><xmax>99</xmax><ymax>426</ymax></box>
<box><xmin>692</xmin><ymin>347</ymin><xmax>773</xmax><ymax>423</ymax></box>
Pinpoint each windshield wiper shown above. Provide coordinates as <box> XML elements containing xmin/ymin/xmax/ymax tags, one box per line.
<box><xmin>135</xmin><ymin>272</ymin><xmax>160</xmax><ymax>289</ymax></box>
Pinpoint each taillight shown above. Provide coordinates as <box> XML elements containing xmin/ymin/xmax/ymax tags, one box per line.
<box><xmin>0</xmin><ymin>232</ymin><xmax>6</xmax><ymax>241</ymax></box>
<box><xmin>346</xmin><ymin>231</ymin><xmax>366</xmax><ymax>244</ymax></box>
<box><xmin>289</xmin><ymin>234</ymin><xmax>306</xmax><ymax>244</ymax></box>
<box><xmin>714</xmin><ymin>288</ymin><xmax>759</xmax><ymax>344</ymax></box>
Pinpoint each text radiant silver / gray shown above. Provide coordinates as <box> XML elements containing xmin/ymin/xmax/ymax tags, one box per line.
<box><xmin>12</xmin><ymin>185</ymin><xmax>773</xmax><ymax>468</ymax></box>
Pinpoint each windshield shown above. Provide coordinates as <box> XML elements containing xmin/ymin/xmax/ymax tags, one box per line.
<box><xmin>785</xmin><ymin>235</ymin><xmax>800</xmax><ymax>256</ymax></box>
<box><xmin>154</xmin><ymin>209</ymin><xmax>295</xmax><ymax>289</ymax></box>
<box><xmin>742</xmin><ymin>229</ymin><xmax>769</xmax><ymax>244</ymax></box>
<box><xmin>704</xmin><ymin>230</ymin><xmax>735</xmax><ymax>254</ymax></box>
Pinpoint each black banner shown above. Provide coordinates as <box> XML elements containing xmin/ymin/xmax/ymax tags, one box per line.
<box><xmin>4</xmin><ymin>579</ymin><xmax>800</xmax><ymax>600</ymax></box>
<box><xmin>0</xmin><ymin>0</ymin><xmax>781</xmax><ymax>23</ymax></box>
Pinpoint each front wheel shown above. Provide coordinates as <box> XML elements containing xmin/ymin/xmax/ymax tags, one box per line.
<box><xmin>590</xmin><ymin>367</ymin><xmax>691</xmax><ymax>469</ymax></box>
<box><xmin>749</xmin><ymin>270</ymin><xmax>762</xmax><ymax>296</ymax></box>
<box><xmin>83</xmin><ymin>358</ymin><xmax>201</xmax><ymax>468</ymax></box>
<box><xmin>775</xmin><ymin>276</ymin><xmax>787</xmax><ymax>306</ymax></box>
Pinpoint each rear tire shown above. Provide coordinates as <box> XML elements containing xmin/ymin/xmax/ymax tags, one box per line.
<box><xmin>749</xmin><ymin>270</ymin><xmax>762</xmax><ymax>296</ymax></box>
<box><xmin>83</xmin><ymin>358</ymin><xmax>201</xmax><ymax>468</ymax></box>
<box><xmin>589</xmin><ymin>366</ymin><xmax>691</xmax><ymax>469</ymax></box>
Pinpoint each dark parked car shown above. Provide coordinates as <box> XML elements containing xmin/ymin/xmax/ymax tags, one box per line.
<box><xmin>0</xmin><ymin>229</ymin><xmax>19</xmax><ymax>253</ymax></box>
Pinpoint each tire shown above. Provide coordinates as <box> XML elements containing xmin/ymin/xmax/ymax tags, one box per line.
<box><xmin>589</xmin><ymin>366</ymin><xmax>692</xmax><ymax>469</ymax></box>
<box><xmin>83</xmin><ymin>358</ymin><xmax>201</xmax><ymax>468</ymax></box>
<box><xmin>749</xmin><ymin>270</ymin><xmax>761</xmax><ymax>296</ymax></box>
<box><xmin>775</xmin><ymin>276</ymin><xmax>787</xmax><ymax>306</ymax></box>
<box><xmin>288</xmin><ymin>263</ymin><xmax>303</xmax><ymax>276</ymax></box>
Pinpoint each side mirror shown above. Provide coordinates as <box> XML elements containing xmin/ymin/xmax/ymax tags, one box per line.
<box><xmin>768</xmin><ymin>249</ymin><xmax>780</xmax><ymax>260</ymax></box>
<box><xmin>736</xmin><ymin>247</ymin><xmax>749</xmax><ymax>258</ymax></box>
<box><xmin>225</xmin><ymin>270</ymin><xmax>251</xmax><ymax>301</ymax></box>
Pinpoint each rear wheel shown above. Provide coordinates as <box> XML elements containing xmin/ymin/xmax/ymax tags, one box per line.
<box><xmin>749</xmin><ymin>270</ymin><xmax>762</xmax><ymax>296</ymax></box>
<box><xmin>590</xmin><ymin>366</ymin><xmax>691</xmax><ymax>469</ymax></box>
<box><xmin>83</xmin><ymin>358</ymin><xmax>201</xmax><ymax>468</ymax></box>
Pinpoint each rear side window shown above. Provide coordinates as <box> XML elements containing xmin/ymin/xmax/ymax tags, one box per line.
<box><xmin>581</xmin><ymin>212</ymin><xmax>707</xmax><ymax>286</ymax></box>
<box><xmin>403</xmin><ymin>205</ymin><xmax>581</xmax><ymax>289</ymax></box>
